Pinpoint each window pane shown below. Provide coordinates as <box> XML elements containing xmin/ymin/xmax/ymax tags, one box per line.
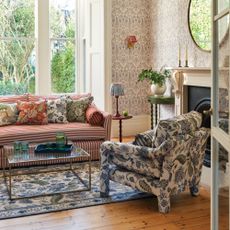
<box><xmin>0</xmin><ymin>40</ymin><xmax>35</xmax><ymax>95</ymax></box>
<box><xmin>51</xmin><ymin>40</ymin><xmax>75</xmax><ymax>93</ymax></box>
<box><xmin>0</xmin><ymin>0</ymin><xmax>34</xmax><ymax>37</ymax></box>
<box><xmin>50</xmin><ymin>0</ymin><xmax>75</xmax><ymax>38</ymax></box>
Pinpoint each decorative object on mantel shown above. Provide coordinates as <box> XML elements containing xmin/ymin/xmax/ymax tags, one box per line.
<box><xmin>110</xmin><ymin>83</ymin><xmax>124</xmax><ymax>117</ymax></box>
<box><xmin>178</xmin><ymin>43</ymin><xmax>182</xmax><ymax>67</ymax></box>
<box><xmin>185</xmin><ymin>44</ymin><xmax>189</xmax><ymax>67</ymax></box>
<box><xmin>126</xmin><ymin>35</ymin><xmax>137</xmax><ymax>49</ymax></box>
<box><xmin>137</xmin><ymin>67</ymin><xmax>171</xmax><ymax>96</ymax></box>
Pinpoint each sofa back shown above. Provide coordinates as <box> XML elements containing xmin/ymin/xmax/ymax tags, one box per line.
<box><xmin>0</xmin><ymin>94</ymin><xmax>28</xmax><ymax>104</ymax></box>
<box><xmin>153</xmin><ymin>111</ymin><xmax>202</xmax><ymax>147</ymax></box>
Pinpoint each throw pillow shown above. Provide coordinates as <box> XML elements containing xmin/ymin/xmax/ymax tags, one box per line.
<box><xmin>133</xmin><ymin>129</ymin><xmax>156</xmax><ymax>147</ymax></box>
<box><xmin>86</xmin><ymin>105</ymin><xmax>104</xmax><ymax>126</ymax></box>
<box><xmin>16</xmin><ymin>101</ymin><xmax>48</xmax><ymax>125</ymax></box>
<box><xmin>0</xmin><ymin>103</ymin><xmax>17</xmax><ymax>126</ymax></box>
<box><xmin>67</xmin><ymin>96</ymin><xmax>94</xmax><ymax>122</ymax></box>
<box><xmin>47</xmin><ymin>98</ymin><xmax>68</xmax><ymax>123</ymax></box>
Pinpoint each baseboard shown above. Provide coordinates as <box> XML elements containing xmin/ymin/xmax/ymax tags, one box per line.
<box><xmin>111</xmin><ymin>115</ymin><xmax>151</xmax><ymax>138</ymax></box>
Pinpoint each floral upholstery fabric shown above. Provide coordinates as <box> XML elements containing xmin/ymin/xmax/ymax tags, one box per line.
<box><xmin>16</xmin><ymin>101</ymin><xmax>48</xmax><ymax>125</ymax></box>
<box><xmin>100</xmin><ymin>112</ymin><xmax>210</xmax><ymax>213</ymax></box>
<box><xmin>67</xmin><ymin>96</ymin><xmax>94</xmax><ymax>122</ymax></box>
<box><xmin>47</xmin><ymin>98</ymin><xmax>68</xmax><ymax>123</ymax></box>
<box><xmin>153</xmin><ymin>111</ymin><xmax>202</xmax><ymax>147</ymax></box>
<box><xmin>0</xmin><ymin>103</ymin><xmax>17</xmax><ymax>126</ymax></box>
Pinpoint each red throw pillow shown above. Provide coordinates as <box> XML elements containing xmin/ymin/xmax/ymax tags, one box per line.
<box><xmin>16</xmin><ymin>101</ymin><xmax>48</xmax><ymax>125</ymax></box>
<box><xmin>86</xmin><ymin>105</ymin><xmax>104</xmax><ymax>126</ymax></box>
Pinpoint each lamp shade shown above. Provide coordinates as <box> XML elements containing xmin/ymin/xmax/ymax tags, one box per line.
<box><xmin>110</xmin><ymin>83</ymin><xmax>124</xmax><ymax>96</ymax></box>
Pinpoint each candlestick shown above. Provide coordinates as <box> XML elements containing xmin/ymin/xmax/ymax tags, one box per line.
<box><xmin>185</xmin><ymin>44</ymin><xmax>189</xmax><ymax>67</ymax></box>
<box><xmin>178</xmin><ymin>43</ymin><xmax>182</xmax><ymax>67</ymax></box>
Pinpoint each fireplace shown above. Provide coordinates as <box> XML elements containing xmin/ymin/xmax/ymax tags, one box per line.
<box><xmin>188</xmin><ymin>86</ymin><xmax>211</xmax><ymax>167</ymax></box>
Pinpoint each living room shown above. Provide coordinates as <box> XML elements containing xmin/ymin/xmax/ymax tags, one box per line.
<box><xmin>0</xmin><ymin>0</ymin><xmax>229</xmax><ymax>229</ymax></box>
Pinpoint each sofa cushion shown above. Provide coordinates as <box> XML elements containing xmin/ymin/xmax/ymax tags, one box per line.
<box><xmin>67</xmin><ymin>96</ymin><xmax>94</xmax><ymax>122</ymax></box>
<box><xmin>153</xmin><ymin>111</ymin><xmax>202</xmax><ymax>147</ymax></box>
<box><xmin>0</xmin><ymin>103</ymin><xmax>17</xmax><ymax>126</ymax></box>
<box><xmin>47</xmin><ymin>98</ymin><xmax>68</xmax><ymax>123</ymax></box>
<box><xmin>0</xmin><ymin>122</ymin><xmax>107</xmax><ymax>145</ymax></box>
<box><xmin>86</xmin><ymin>105</ymin><xmax>104</xmax><ymax>126</ymax></box>
<box><xmin>16</xmin><ymin>101</ymin><xmax>48</xmax><ymax>125</ymax></box>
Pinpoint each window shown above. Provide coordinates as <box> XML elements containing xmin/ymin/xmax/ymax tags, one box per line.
<box><xmin>0</xmin><ymin>0</ymin><xmax>106</xmax><ymax>110</ymax></box>
<box><xmin>0</xmin><ymin>0</ymin><xmax>79</xmax><ymax>96</ymax></box>
<box><xmin>0</xmin><ymin>0</ymin><xmax>35</xmax><ymax>95</ymax></box>
<box><xmin>50</xmin><ymin>0</ymin><xmax>76</xmax><ymax>93</ymax></box>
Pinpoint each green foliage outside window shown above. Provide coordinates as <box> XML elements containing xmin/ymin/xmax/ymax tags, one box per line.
<box><xmin>0</xmin><ymin>0</ymin><xmax>75</xmax><ymax>95</ymax></box>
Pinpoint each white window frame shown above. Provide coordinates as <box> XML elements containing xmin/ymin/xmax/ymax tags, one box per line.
<box><xmin>36</xmin><ymin>0</ymin><xmax>84</xmax><ymax>96</ymax></box>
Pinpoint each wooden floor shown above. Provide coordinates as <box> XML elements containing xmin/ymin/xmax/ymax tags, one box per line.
<box><xmin>0</xmin><ymin>137</ymin><xmax>227</xmax><ymax>230</ymax></box>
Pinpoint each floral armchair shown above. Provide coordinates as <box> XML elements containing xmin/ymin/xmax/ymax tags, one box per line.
<box><xmin>100</xmin><ymin>111</ymin><xmax>210</xmax><ymax>213</ymax></box>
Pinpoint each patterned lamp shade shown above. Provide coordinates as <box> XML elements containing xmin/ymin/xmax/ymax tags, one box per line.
<box><xmin>110</xmin><ymin>83</ymin><xmax>124</xmax><ymax>96</ymax></box>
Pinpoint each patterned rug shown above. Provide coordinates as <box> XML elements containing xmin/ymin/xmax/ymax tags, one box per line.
<box><xmin>0</xmin><ymin>161</ymin><xmax>149</xmax><ymax>219</ymax></box>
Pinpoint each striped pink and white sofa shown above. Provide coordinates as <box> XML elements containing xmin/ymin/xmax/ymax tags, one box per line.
<box><xmin>0</xmin><ymin>94</ymin><xmax>112</xmax><ymax>168</ymax></box>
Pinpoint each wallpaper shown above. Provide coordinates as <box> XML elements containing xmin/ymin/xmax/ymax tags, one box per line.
<box><xmin>111</xmin><ymin>0</ymin><xmax>152</xmax><ymax>116</ymax></box>
<box><xmin>111</xmin><ymin>0</ymin><xmax>229</xmax><ymax>117</ymax></box>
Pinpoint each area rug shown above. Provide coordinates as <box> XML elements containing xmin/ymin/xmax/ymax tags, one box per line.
<box><xmin>0</xmin><ymin>162</ymin><xmax>150</xmax><ymax>219</ymax></box>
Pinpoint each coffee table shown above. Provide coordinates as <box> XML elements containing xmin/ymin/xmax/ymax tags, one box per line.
<box><xmin>3</xmin><ymin>143</ymin><xmax>91</xmax><ymax>200</ymax></box>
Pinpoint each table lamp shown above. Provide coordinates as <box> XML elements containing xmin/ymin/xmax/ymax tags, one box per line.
<box><xmin>110</xmin><ymin>83</ymin><xmax>124</xmax><ymax>117</ymax></box>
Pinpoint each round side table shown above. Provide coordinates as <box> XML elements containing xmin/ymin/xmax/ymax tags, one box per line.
<box><xmin>112</xmin><ymin>115</ymin><xmax>133</xmax><ymax>142</ymax></box>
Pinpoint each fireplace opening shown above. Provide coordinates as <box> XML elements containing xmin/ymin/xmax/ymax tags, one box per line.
<box><xmin>188</xmin><ymin>86</ymin><xmax>211</xmax><ymax>167</ymax></box>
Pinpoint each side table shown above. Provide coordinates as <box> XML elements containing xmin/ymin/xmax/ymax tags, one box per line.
<box><xmin>148</xmin><ymin>96</ymin><xmax>175</xmax><ymax>129</ymax></box>
<box><xmin>112</xmin><ymin>115</ymin><xmax>133</xmax><ymax>142</ymax></box>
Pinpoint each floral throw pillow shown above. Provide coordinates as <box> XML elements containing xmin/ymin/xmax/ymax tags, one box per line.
<box><xmin>16</xmin><ymin>101</ymin><xmax>48</xmax><ymax>125</ymax></box>
<box><xmin>47</xmin><ymin>98</ymin><xmax>68</xmax><ymax>123</ymax></box>
<box><xmin>0</xmin><ymin>103</ymin><xmax>17</xmax><ymax>126</ymax></box>
<box><xmin>67</xmin><ymin>96</ymin><xmax>94</xmax><ymax>122</ymax></box>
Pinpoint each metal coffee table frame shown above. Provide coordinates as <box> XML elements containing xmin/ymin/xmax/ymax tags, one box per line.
<box><xmin>3</xmin><ymin>145</ymin><xmax>91</xmax><ymax>200</ymax></box>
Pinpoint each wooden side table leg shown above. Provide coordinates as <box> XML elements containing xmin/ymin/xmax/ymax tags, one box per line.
<box><xmin>155</xmin><ymin>104</ymin><xmax>158</xmax><ymax>126</ymax></box>
<box><xmin>119</xmin><ymin>119</ymin><xmax>122</xmax><ymax>142</ymax></box>
<box><xmin>151</xmin><ymin>104</ymin><xmax>153</xmax><ymax>129</ymax></box>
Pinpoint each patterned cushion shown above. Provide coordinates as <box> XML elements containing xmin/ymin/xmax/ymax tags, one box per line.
<box><xmin>133</xmin><ymin>129</ymin><xmax>156</xmax><ymax>147</ymax></box>
<box><xmin>67</xmin><ymin>96</ymin><xmax>94</xmax><ymax>122</ymax></box>
<box><xmin>0</xmin><ymin>103</ymin><xmax>17</xmax><ymax>126</ymax></box>
<box><xmin>86</xmin><ymin>105</ymin><xmax>104</xmax><ymax>126</ymax></box>
<box><xmin>16</xmin><ymin>101</ymin><xmax>48</xmax><ymax>125</ymax></box>
<box><xmin>47</xmin><ymin>98</ymin><xmax>68</xmax><ymax>123</ymax></box>
<box><xmin>153</xmin><ymin>111</ymin><xmax>202</xmax><ymax>147</ymax></box>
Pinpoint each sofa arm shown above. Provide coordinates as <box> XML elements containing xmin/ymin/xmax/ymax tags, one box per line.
<box><xmin>102</xmin><ymin>112</ymin><xmax>112</xmax><ymax>140</ymax></box>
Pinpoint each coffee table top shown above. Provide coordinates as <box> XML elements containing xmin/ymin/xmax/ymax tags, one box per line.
<box><xmin>4</xmin><ymin>144</ymin><xmax>90</xmax><ymax>164</ymax></box>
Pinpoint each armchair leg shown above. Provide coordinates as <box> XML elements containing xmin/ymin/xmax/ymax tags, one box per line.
<box><xmin>157</xmin><ymin>194</ymin><xmax>171</xmax><ymax>213</ymax></box>
<box><xmin>190</xmin><ymin>185</ymin><xmax>200</xmax><ymax>197</ymax></box>
<box><xmin>100</xmin><ymin>167</ymin><xmax>110</xmax><ymax>197</ymax></box>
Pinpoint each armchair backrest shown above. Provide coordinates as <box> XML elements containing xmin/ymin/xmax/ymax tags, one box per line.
<box><xmin>153</xmin><ymin>111</ymin><xmax>202</xmax><ymax>147</ymax></box>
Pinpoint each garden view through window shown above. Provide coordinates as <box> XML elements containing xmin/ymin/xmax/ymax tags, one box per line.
<box><xmin>0</xmin><ymin>0</ymin><xmax>77</xmax><ymax>95</ymax></box>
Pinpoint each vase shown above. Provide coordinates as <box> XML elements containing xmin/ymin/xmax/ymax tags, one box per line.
<box><xmin>151</xmin><ymin>83</ymin><xmax>166</xmax><ymax>96</ymax></box>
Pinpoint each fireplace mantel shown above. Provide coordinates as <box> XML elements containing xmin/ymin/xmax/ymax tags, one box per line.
<box><xmin>168</xmin><ymin>67</ymin><xmax>211</xmax><ymax>115</ymax></box>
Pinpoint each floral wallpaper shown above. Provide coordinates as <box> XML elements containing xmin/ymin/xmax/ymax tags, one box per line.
<box><xmin>111</xmin><ymin>0</ymin><xmax>229</xmax><ymax>117</ymax></box>
<box><xmin>111</xmin><ymin>0</ymin><xmax>152</xmax><ymax>116</ymax></box>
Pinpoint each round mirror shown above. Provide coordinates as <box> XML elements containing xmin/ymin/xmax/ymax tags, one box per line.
<box><xmin>188</xmin><ymin>0</ymin><xmax>211</xmax><ymax>51</ymax></box>
<box><xmin>188</xmin><ymin>0</ymin><xmax>229</xmax><ymax>52</ymax></box>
